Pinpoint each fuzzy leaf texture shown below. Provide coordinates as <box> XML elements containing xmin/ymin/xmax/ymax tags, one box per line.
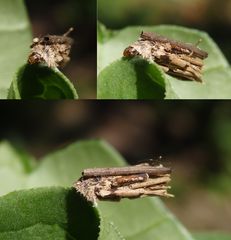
<box><xmin>0</xmin><ymin>187</ymin><xmax>99</xmax><ymax>240</ymax></box>
<box><xmin>0</xmin><ymin>140</ymin><xmax>196</xmax><ymax>240</ymax></box>
<box><xmin>97</xmin><ymin>23</ymin><xmax>231</xmax><ymax>99</ymax></box>
<box><xmin>8</xmin><ymin>64</ymin><xmax>78</xmax><ymax>99</ymax></box>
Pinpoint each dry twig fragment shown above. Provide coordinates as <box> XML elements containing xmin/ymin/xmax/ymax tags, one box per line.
<box><xmin>123</xmin><ymin>32</ymin><xmax>208</xmax><ymax>82</ymax></box>
<box><xmin>73</xmin><ymin>163</ymin><xmax>174</xmax><ymax>205</ymax></box>
<box><xmin>28</xmin><ymin>28</ymin><xmax>74</xmax><ymax>68</ymax></box>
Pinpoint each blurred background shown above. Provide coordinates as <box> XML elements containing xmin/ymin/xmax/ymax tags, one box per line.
<box><xmin>0</xmin><ymin>101</ymin><xmax>231</xmax><ymax>233</ymax></box>
<box><xmin>98</xmin><ymin>0</ymin><xmax>231</xmax><ymax>63</ymax></box>
<box><xmin>25</xmin><ymin>0</ymin><xmax>96</xmax><ymax>98</ymax></box>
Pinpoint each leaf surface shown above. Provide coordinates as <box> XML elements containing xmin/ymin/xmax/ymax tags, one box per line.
<box><xmin>0</xmin><ymin>0</ymin><xmax>31</xmax><ymax>98</ymax></box>
<box><xmin>98</xmin><ymin>58</ymin><xmax>165</xmax><ymax>99</ymax></box>
<box><xmin>0</xmin><ymin>140</ymin><xmax>194</xmax><ymax>240</ymax></box>
<box><xmin>0</xmin><ymin>187</ymin><xmax>99</xmax><ymax>240</ymax></box>
<box><xmin>97</xmin><ymin>24</ymin><xmax>230</xmax><ymax>99</ymax></box>
<box><xmin>8</xmin><ymin>64</ymin><xmax>78</xmax><ymax>99</ymax></box>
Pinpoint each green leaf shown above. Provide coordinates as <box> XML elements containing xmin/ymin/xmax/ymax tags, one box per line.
<box><xmin>98</xmin><ymin>197</ymin><xmax>195</xmax><ymax>240</ymax></box>
<box><xmin>165</xmin><ymin>67</ymin><xmax>231</xmax><ymax>99</ymax></box>
<box><xmin>0</xmin><ymin>141</ymin><xmax>36</xmax><ymax>196</ymax></box>
<box><xmin>97</xmin><ymin>21</ymin><xmax>116</xmax><ymax>44</ymax></box>
<box><xmin>0</xmin><ymin>0</ymin><xmax>31</xmax><ymax>99</ymax></box>
<box><xmin>0</xmin><ymin>140</ymin><xmax>195</xmax><ymax>239</ymax></box>
<box><xmin>8</xmin><ymin>64</ymin><xmax>78</xmax><ymax>99</ymax></box>
<box><xmin>99</xmin><ymin>216</ymin><xmax>124</xmax><ymax>240</ymax></box>
<box><xmin>97</xmin><ymin>58</ymin><xmax>165</xmax><ymax>99</ymax></box>
<box><xmin>97</xmin><ymin>24</ymin><xmax>230</xmax><ymax>99</ymax></box>
<box><xmin>26</xmin><ymin>140</ymin><xmax>125</xmax><ymax>188</ymax></box>
<box><xmin>0</xmin><ymin>224</ymin><xmax>76</xmax><ymax>240</ymax></box>
<box><xmin>194</xmin><ymin>232</ymin><xmax>231</xmax><ymax>240</ymax></box>
<box><xmin>0</xmin><ymin>187</ymin><xmax>99</xmax><ymax>240</ymax></box>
